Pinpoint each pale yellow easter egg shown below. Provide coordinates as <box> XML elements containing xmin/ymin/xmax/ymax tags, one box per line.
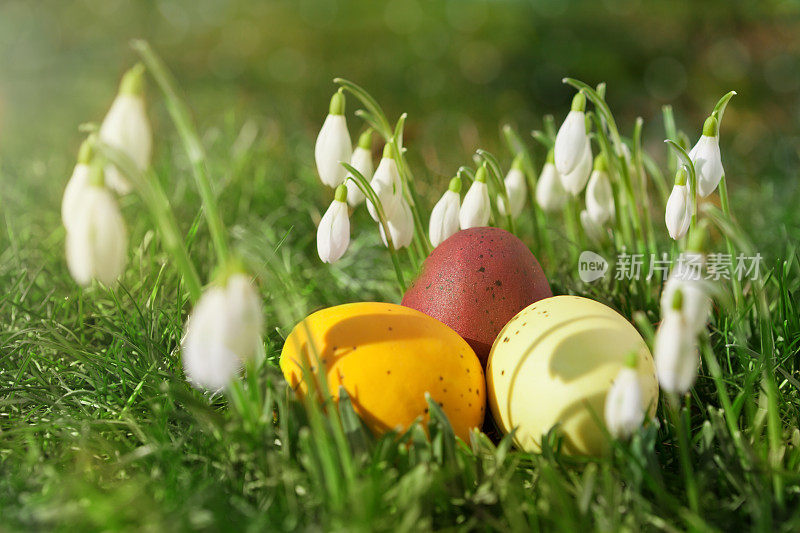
<box><xmin>487</xmin><ymin>295</ymin><xmax>658</xmax><ymax>455</ymax></box>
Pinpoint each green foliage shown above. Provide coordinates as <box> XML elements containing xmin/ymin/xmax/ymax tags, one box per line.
<box><xmin>2</xmin><ymin>1</ymin><xmax>800</xmax><ymax>530</ymax></box>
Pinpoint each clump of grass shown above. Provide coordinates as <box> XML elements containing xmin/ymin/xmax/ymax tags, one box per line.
<box><xmin>2</xmin><ymin>41</ymin><xmax>800</xmax><ymax>532</ymax></box>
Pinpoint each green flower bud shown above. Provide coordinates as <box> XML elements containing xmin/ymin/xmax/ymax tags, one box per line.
<box><xmin>570</xmin><ymin>92</ymin><xmax>586</xmax><ymax>112</ymax></box>
<box><xmin>329</xmin><ymin>89</ymin><xmax>346</xmax><ymax>116</ymax></box>
<box><xmin>475</xmin><ymin>163</ymin><xmax>488</xmax><ymax>183</ymax></box>
<box><xmin>119</xmin><ymin>63</ymin><xmax>146</xmax><ymax>96</ymax></box>
<box><xmin>702</xmin><ymin>115</ymin><xmax>718</xmax><ymax>137</ymax></box>
<box><xmin>674</xmin><ymin>168</ymin><xmax>687</xmax><ymax>186</ymax></box>
<box><xmin>334</xmin><ymin>183</ymin><xmax>348</xmax><ymax>203</ymax></box>
<box><xmin>357</xmin><ymin>129</ymin><xmax>373</xmax><ymax>150</ymax></box>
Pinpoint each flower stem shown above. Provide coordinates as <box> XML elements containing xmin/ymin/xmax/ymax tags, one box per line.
<box><xmin>132</xmin><ymin>39</ymin><xmax>230</xmax><ymax>268</ymax></box>
<box><xmin>718</xmin><ymin>174</ymin><xmax>743</xmax><ymax>310</ymax></box>
<box><xmin>341</xmin><ymin>163</ymin><xmax>406</xmax><ymax>292</ymax></box>
<box><xmin>97</xmin><ymin>142</ymin><xmax>203</xmax><ymax>302</ymax></box>
<box><xmin>476</xmin><ymin>149</ymin><xmax>515</xmax><ymax>234</ymax></box>
<box><xmin>669</xmin><ymin>394</ymin><xmax>699</xmax><ymax>513</ymax></box>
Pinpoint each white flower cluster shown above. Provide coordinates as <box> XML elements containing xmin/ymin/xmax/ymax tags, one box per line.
<box><xmin>665</xmin><ymin>114</ymin><xmax>727</xmax><ymax>241</ymax></box>
<box><xmin>61</xmin><ymin>64</ymin><xmax>151</xmax><ymax>287</ymax></box>
<box><xmin>313</xmin><ymin>90</ymin><xmax>417</xmax><ymax>263</ymax></box>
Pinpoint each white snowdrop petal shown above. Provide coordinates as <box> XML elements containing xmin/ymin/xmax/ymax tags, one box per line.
<box><xmin>181</xmin><ymin>275</ymin><xmax>266</xmax><ymax>391</ymax></box>
<box><xmin>429</xmin><ymin>190</ymin><xmax>461</xmax><ymax>247</ymax></box>
<box><xmin>554</xmin><ymin>110</ymin><xmax>588</xmax><ymax>176</ymax></box>
<box><xmin>604</xmin><ymin>367</ymin><xmax>645</xmax><ymax>439</ymax></box>
<box><xmin>660</xmin><ymin>253</ymin><xmax>712</xmax><ymax>331</ymax></box>
<box><xmin>317</xmin><ymin>200</ymin><xmax>350</xmax><ymax>263</ymax></box>
<box><xmin>314</xmin><ymin>114</ymin><xmax>353</xmax><ymax>188</ymax></box>
<box><xmin>665</xmin><ymin>184</ymin><xmax>691</xmax><ymax>240</ymax></box>
<box><xmin>560</xmin><ymin>139</ymin><xmax>592</xmax><ymax>195</ymax></box>
<box><xmin>535</xmin><ymin>162</ymin><xmax>567</xmax><ymax>212</ymax></box>
<box><xmin>380</xmin><ymin>200</ymin><xmax>414</xmax><ymax>249</ymax></box>
<box><xmin>366</xmin><ymin>157</ymin><xmax>403</xmax><ymax>221</ymax></box>
<box><xmin>61</xmin><ymin>163</ymin><xmax>91</xmax><ymax>231</ymax></box>
<box><xmin>654</xmin><ymin>311</ymin><xmax>699</xmax><ymax>395</ymax></box>
<box><xmin>585</xmin><ymin>170</ymin><xmax>615</xmax><ymax>225</ymax></box>
<box><xmin>182</xmin><ymin>288</ymin><xmax>241</xmax><ymax>390</ymax></box>
<box><xmin>459</xmin><ymin>181</ymin><xmax>490</xmax><ymax>229</ymax></box>
<box><xmin>497</xmin><ymin>168</ymin><xmax>527</xmax><ymax>218</ymax></box>
<box><xmin>65</xmin><ymin>187</ymin><xmax>128</xmax><ymax>287</ymax></box>
<box><xmin>690</xmin><ymin>135</ymin><xmax>724</xmax><ymax>198</ymax></box>
<box><xmin>345</xmin><ymin>147</ymin><xmax>373</xmax><ymax>206</ymax></box>
<box><xmin>100</xmin><ymin>94</ymin><xmax>152</xmax><ymax>195</ymax></box>
<box><xmin>222</xmin><ymin>274</ymin><xmax>265</xmax><ymax>362</ymax></box>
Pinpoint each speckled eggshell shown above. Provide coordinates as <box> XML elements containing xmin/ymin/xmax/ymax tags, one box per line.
<box><xmin>402</xmin><ymin>227</ymin><xmax>552</xmax><ymax>365</ymax></box>
<box><xmin>487</xmin><ymin>295</ymin><xmax>659</xmax><ymax>456</ymax></box>
<box><xmin>280</xmin><ymin>302</ymin><xmax>485</xmax><ymax>441</ymax></box>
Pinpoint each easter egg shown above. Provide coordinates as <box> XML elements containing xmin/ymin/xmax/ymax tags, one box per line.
<box><xmin>487</xmin><ymin>295</ymin><xmax>658</xmax><ymax>456</ymax></box>
<box><xmin>280</xmin><ymin>302</ymin><xmax>485</xmax><ymax>441</ymax></box>
<box><xmin>402</xmin><ymin>227</ymin><xmax>551</xmax><ymax>364</ymax></box>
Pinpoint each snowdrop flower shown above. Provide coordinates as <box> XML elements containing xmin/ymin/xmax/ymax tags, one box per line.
<box><xmin>182</xmin><ymin>273</ymin><xmax>264</xmax><ymax>391</ymax></box>
<box><xmin>317</xmin><ymin>184</ymin><xmax>350</xmax><ymax>263</ymax></box>
<box><xmin>380</xmin><ymin>199</ymin><xmax>414</xmax><ymax>249</ymax></box>
<box><xmin>689</xmin><ymin>115</ymin><xmax>724</xmax><ymax>198</ymax></box>
<box><xmin>344</xmin><ymin>129</ymin><xmax>373</xmax><ymax>207</ymax></box>
<box><xmin>459</xmin><ymin>164</ymin><xmax>491</xmax><ymax>229</ymax></box>
<box><xmin>497</xmin><ymin>155</ymin><xmax>527</xmax><ymax>218</ymax></box>
<box><xmin>585</xmin><ymin>154</ymin><xmax>615</xmax><ymax>225</ymax></box>
<box><xmin>580</xmin><ymin>209</ymin><xmax>605</xmax><ymax>242</ymax></box>
<box><xmin>315</xmin><ymin>89</ymin><xmax>353</xmax><ymax>188</ymax></box>
<box><xmin>366</xmin><ymin>144</ymin><xmax>403</xmax><ymax>222</ymax></box>
<box><xmin>535</xmin><ymin>150</ymin><xmax>567</xmax><ymax>212</ymax></box>
<box><xmin>560</xmin><ymin>138</ymin><xmax>592</xmax><ymax>196</ymax></box>
<box><xmin>61</xmin><ymin>137</ymin><xmax>94</xmax><ymax>231</ymax></box>
<box><xmin>655</xmin><ymin>289</ymin><xmax>700</xmax><ymax>395</ymax></box>
<box><xmin>99</xmin><ymin>63</ymin><xmax>152</xmax><ymax>195</ymax></box>
<box><xmin>661</xmin><ymin>251</ymin><xmax>711</xmax><ymax>332</ymax></box>
<box><xmin>65</xmin><ymin>177</ymin><xmax>128</xmax><ymax>287</ymax></box>
<box><xmin>604</xmin><ymin>356</ymin><xmax>646</xmax><ymax>439</ymax></box>
<box><xmin>554</xmin><ymin>92</ymin><xmax>588</xmax><ymax>176</ymax></box>
<box><xmin>665</xmin><ymin>168</ymin><xmax>691</xmax><ymax>240</ymax></box>
<box><xmin>429</xmin><ymin>176</ymin><xmax>462</xmax><ymax>247</ymax></box>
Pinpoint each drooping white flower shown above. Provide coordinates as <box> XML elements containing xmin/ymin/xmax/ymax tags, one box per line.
<box><xmin>604</xmin><ymin>362</ymin><xmax>646</xmax><ymax>439</ymax></box>
<box><xmin>689</xmin><ymin>115</ymin><xmax>724</xmax><ymax>198</ymax></box>
<box><xmin>560</xmin><ymin>138</ymin><xmax>592</xmax><ymax>196</ymax></box>
<box><xmin>497</xmin><ymin>155</ymin><xmax>527</xmax><ymax>218</ymax></box>
<box><xmin>585</xmin><ymin>155</ymin><xmax>615</xmax><ymax>225</ymax></box>
<box><xmin>315</xmin><ymin>90</ymin><xmax>353</xmax><ymax>188</ymax></box>
<box><xmin>429</xmin><ymin>177</ymin><xmax>462</xmax><ymax>247</ymax></box>
<box><xmin>661</xmin><ymin>251</ymin><xmax>711</xmax><ymax>332</ymax></box>
<box><xmin>366</xmin><ymin>145</ymin><xmax>403</xmax><ymax>222</ymax></box>
<box><xmin>99</xmin><ymin>63</ymin><xmax>152</xmax><ymax>195</ymax></box>
<box><xmin>654</xmin><ymin>290</ymin><xmax>699</xmax><ymax>395</ymax></box>
<box><xmin>665</xmin><ymin>168</ymin><xmax>691</xmax><ymax>240</ymax></box>
<box><xmin>61</xmin><ymin>138</ymin><xmax>94</xmax><ymax>231</ymax></box>
<box><xmin>344</xmin><ymin>129</ymin><xmax>373</xmax><ymax>207</ymax></box>
<box><xmin>182</xmin><ymin>273</ymin><xmax>264</xmax><ymax>391</ymax></box>
<box><xmin>65</xmin><ymin>184</ymin><xmax>128</xmax><ymax>287</ymax></box>
<box><xmin>580</xmin><ymin>209</ymin><xmax>605</xmax><ymax>242</ymax></box>
<box><xmin>535</xmin><ymin>152</ymin><xmax>567</xmax><ymax>212</ymax></box>
<box><xmin>459</xmin><ymin>164</ymin><xmax>491</xmax><ymax>229</ymax></box>
<box><xmin>554</xmin><ymin>92</ymin><xmax>588</xmax><ymax>176</ymax></box>
<box><xmin>380</xmin><ymin>199</ymin><xmax>414</xmax><ymax>250</ymax></box>
<box><xmin>317</xmin><ymin>185</ymin><xmax>350</xmax><ymax>263</ymax></box>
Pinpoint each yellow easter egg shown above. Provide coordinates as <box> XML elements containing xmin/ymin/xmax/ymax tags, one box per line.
<box><xmin>280</xmin><ymin>302</ymin><xmax>486</xmax><ymax>441</ymax></box>
<box><xmin>487</xmin><ymin>295</ymin><xmax>658</xmax><ymax>455</ymax></box>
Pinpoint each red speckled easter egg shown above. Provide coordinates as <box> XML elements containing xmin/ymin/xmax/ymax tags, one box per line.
<box><xmin>402</xmin><ymin>227</ymin><xmax>552</xmax><ymax>364</ymax></box>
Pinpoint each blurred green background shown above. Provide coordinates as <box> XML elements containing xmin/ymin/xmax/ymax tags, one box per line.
<box><xmin>0</xmin><ymin>0</ymin><xmax>799</xmax><ymax>226</ymax></box>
